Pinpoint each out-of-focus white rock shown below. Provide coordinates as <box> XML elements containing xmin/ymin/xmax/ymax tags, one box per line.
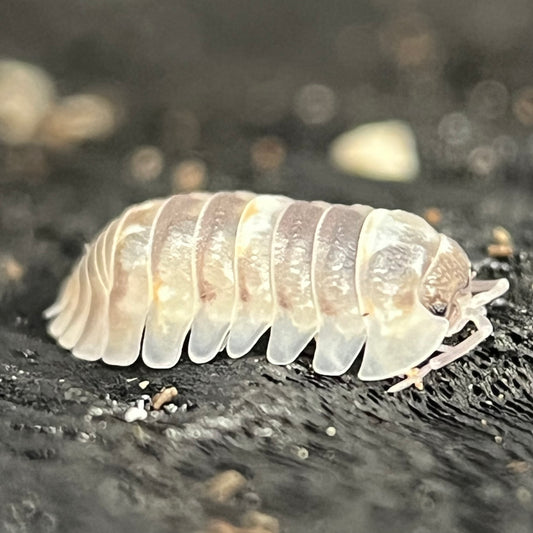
<box><xmin>329</xmin><ymin>120</ymin><xmax>420</xmax><ymax>182</ymax></box>
<box><xmin>0</xmin><ymin>60</ymin><xmax>56</xmax><ymax>145</ymax></box>
<box><xmin>124</xmin><ymin>406</ymin><xmax>148</xmax><ymax>423</ymax></box>
<box><xmin>40</xmin><ymin>93</ymin><xmax>118</xmax><ymax>148</ymax></box>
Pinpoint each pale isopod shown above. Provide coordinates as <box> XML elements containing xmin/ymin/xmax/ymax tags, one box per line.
<box><xmin>44</xmin><ymin>191</ymin><xmax>509</xmax><ymax>392</ymax></box>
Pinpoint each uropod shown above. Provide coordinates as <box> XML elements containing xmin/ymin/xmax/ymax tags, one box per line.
<box><xmin>44</xmin><ymin>191</ymin><xmax>509</xmax><ymax>392</ymax></box>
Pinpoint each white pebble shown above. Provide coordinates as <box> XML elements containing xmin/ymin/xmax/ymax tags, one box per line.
<box><xmin>138</xmin><ymin>380</ymin><xmax>149</xmax><ymax>390</ymax></box>
<box><xmin>124</xmin><ymin>406</ymin><xmax>148</xmax><ymax>423</ymax></box>
<box><xmin>164</xmin><ymin>427</ymin><xmax>180</xmax><ymax>440</ymax></box>
<box><xmin>77</xmin><ymin>431</ymin><xmax>91</xmax><ymax>443</ymax></box>
<box><xmin>296</xmin><ymin>446</ymin><xmax>309</xmax><ymax>460</ymax></box>
<box><xmin>88</xmin><ymin>406</ymin><xmax>103</xmax><ymax>417</ymax></box>
<box><xmin>163</xmin><ymin>403</ymin><xmax>178</xmax><ymax>414</ymax></box>
<box><xmin>40</xmin><ymin>93</ymin><xmax>118</xmax><ymax>148</ymax></box>
<box><xmin>325</xmin><ymin>426</ymin><xmax>336</xmax><ymax>437</ymax></box>
<box><xmin>254</xmin><ymin>427</ymin><xmax>274</xmax><ymax>438</ymax></box>
<box><xmin>329</xmin><ymin>120</ymin><xmax>419</xmax><ymax>181</ymax></box>
<box><xmin>0</xmin><ymin>59</ymin><xmax>55</xmax><ymax>145</ymax></box>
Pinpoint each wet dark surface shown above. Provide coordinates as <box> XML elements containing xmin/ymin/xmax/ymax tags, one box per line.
<box><xmin>2</xmin><ymin>2</ymin><xmax>533</xmax><ymax>533</ymax></box>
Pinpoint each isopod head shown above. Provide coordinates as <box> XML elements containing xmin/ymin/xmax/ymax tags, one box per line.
<box><xmin>355</xmin><ymin>210</ymin><xmax>508</xmax><ymax>383</ymax></box>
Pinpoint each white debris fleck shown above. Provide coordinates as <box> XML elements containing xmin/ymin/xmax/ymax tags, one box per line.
<box><xmin>124</xmin><ymin>406</ymin><xmax>148</xmax><ymax>423</ymax></box>
<box><xmin>326</xmin><ymin>426</ymin><xmax>337</xmax><ymax>437</ymax></box>
<box><xmin>163</xmin><ymin>403</ymin><xmax>178</xmax><ymax>414</ymax></box>
<box><xmin>77</xmin><ymin>431</ymin><xmax>91</xmax><ymax>443</ymax></box>
<box><xmin>254</xmin><ymin>427</ymin><xmax>274</xmax><ymax>438</ymax></box>
<box><xmin>164</xmin><ymin>427</ymin><xmax>180</xmax><ymax>440</ymax></box>
<box><xmin>296</xmin><ymin>446</ymin><xmax>309</xmax><ymax>460</ymax></box>
<box><xmin>138</xmin><ymin>380</ymin><xmax>149</xmax><ymax>390</ymax></box>
<box><xmin>329</xmin><ymin>120</ymin><xmax>419</xmax><ymax>181</ymax></box>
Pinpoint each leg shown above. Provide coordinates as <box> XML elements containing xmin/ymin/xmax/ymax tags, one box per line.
<box><xmin>470</xmin><ymin>278</ymin><xmax>509</xmax><ymax>306</ymax></box>
<box><xmin>387</xmin><ymin>314</ymin><xmax>493</xmax><ymax>393</ymax></box>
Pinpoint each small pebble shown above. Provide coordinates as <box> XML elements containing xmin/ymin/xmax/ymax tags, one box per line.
<box><xmin>171</xmin><ymin>159</ymin><xmax>206</xmax><ymax>192</ymax></box>
<box><xmin>0</xmin><ymin>254</ymin><xmax>25</xmax><ymax>282</ymax></box>
<box><xmin>241</xmin><ymin>511</ymin><xmax>280</xmax><ymax>533</ymax></box>
<box><xmin>129</xmin><ymin>145</ymin><xmax>164</xmax><ymax>182</ymax></box>
<box><xmin>329</xmin><ymin>120</ymin><xmax>419</xmax><ymax>181</ymax></box>
<box><xmin>506</xmin><ymin>461</ymin><xmax>531</xmax><ymax>474</ymax></box>
<box><xmin>296</xmin><ymin>447</ymin><xmax>309</xmax><ymax>460</ymax></box>
<box><xmin>163</xmin><ymin>403</ymin><xmax>178</xmax><ymax>414</ymax></box>
<box><xmin>39</xmin><ymin>93</ymin><xmax>118</xmax><ymax>148</ymax></box>
<box><xmin>138</xmin><ymin>380</ymin><xmax>149</xmax><ymax>390</ymax></box>
<box><xmin>77</xmin><ymin>431</ymin><xmax>91</xmax><ymax>443</ymax></box>
<box><xmin>0</xmin><ymin>59</ymin><xmax>55</xmax><ymax>145</ymax></box>
<box><xmin>488</xmin><ymin>226</ymin><xmax>514</xmax><ymax>258</ymax></box>
<box><xmin>423</xmin><ymin>207</ymin><xmax>442</xmax><ymax>226</ymax></box>
<box><xmin>250</xmin><ymin>136</ymin><xmax>286</xmax><ymax>172</ymax></box>
<box><xmin>325</xmin><ymin>426</ymin><xmax>336</xmax><ymax>437</ymax></box>
<box><xmin>87</xmin><ymin>406</ymin><xmax>103</xmax><ymax>417</ymax></box>
<box><xmin>164</xmin><ymin>427</ymin><xmax>180</xmax><ymax>440</ymax></box>
<box><xmin>253</xmin><ymin>427</ymin><xmax>273</xmax><ymax>438</ymax></box>
<box><xmin>124</xmin><ymin>406</ymin><xmax>148</xmax><ymax>423</ymax></box>
<box><xmin>204</xmin><ymin>470</ymin><xmax>247</xmax><ymax>503</ymax></box>
<box><xmin>152</xmin><ymin>386</ymin><xmax>178</xmax><ymax>410</ymax></box>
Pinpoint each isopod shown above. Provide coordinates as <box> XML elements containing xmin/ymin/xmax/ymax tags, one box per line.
<box><xmin>44</xmin><ymin>191</ymin><xmax>509</xmax><ymax>392</ymax></box>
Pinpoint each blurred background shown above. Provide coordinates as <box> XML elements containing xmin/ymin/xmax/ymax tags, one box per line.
<box><xmin>2</xmin><ymin>0</ymin><xmax>533</xmax><ymax>192</ymax></box>
<box><xmin>2</xmin><ymin>0</ymin><xmax>533</xmax><ymax>300</ymax></box>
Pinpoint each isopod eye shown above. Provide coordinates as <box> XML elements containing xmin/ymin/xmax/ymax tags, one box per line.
<box><xmin>429</xmin><ymin>302</ymin><xmax>448</xmax><ymax>317</ymax></box>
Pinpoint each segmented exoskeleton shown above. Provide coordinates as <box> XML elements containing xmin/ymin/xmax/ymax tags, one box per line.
<box><xmin>44</xmin><ymin>191</ymin><xmax>509</xmax><ymax>391</ymax></box>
